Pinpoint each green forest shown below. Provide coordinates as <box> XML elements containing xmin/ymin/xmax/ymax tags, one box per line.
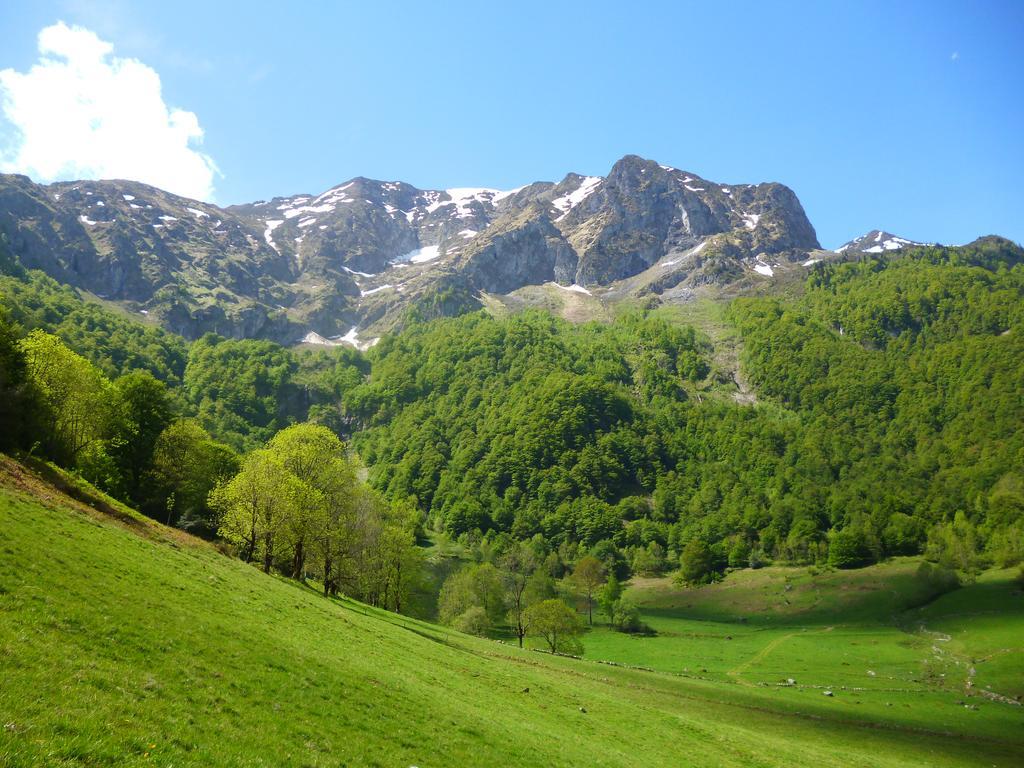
<box><xmin>2</xmin><ymin>236</ymin><xmax>1022</xmax><ymax>625</ymax></box>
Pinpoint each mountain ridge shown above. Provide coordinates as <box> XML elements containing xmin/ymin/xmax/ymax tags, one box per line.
<box><xmin>0</xmin><ymin>155</ymin><xmax>972</xmax><ymax>346</ymax></box>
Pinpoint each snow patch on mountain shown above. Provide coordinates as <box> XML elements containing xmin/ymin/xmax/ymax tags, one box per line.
<box><xmin>551</xmin><ymin>176</ymin><xmax>602</xmax><ymax>221</ymax></box>
<box><xmin>492</xmin><ymin>185</ymin><xmax>526</xmax><ymax>203</ymax></box>
<box><xmin>549</xmin><ymin>281</ymin><xmax>592</xmax><ymax>296</ymax></box>
<box><xmin>836</xmin><ymin>231</ymin><xmax>925</xmax><ymax>254</ymax></box>
<box><xmin>398</xmin><ymin>244</ymin><xmax>441</xmax><ymax>264</ymax></box>
<box><xmin>343</xmin><ymin>265</ymin><xmax>377</xmax><ymax>278</ymax></box>
<box><xmin>263</xmin><ymin>219</ymin><xmax>284</xmax><ymax>252</ymax></box>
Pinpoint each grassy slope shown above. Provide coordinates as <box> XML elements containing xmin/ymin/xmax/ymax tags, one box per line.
<box><xmin>584</xmin><ymin>563</ymin><xmax>1024</xmax><ymax>752</ymax></box>
<box><xmin>1</xmin><ymin>463</ymin><xmax>1022</xmax><ymax>767</ymax></box>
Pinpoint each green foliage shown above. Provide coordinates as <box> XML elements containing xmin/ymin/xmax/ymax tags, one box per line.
<box><xmin>351</xmin><ymin>309</ymin><xmax>712</xmax><ymax>542</ymax></box>
<box><xmin>148</xmin><ymin>419</ymin><xmax>238</xmax><ymax>534</ymax></box>
<box><xmin>0</xmin><ymin>309</ymin><xmax>39</xmax><ymax>452</ymax></box>
<box><xmin>108</xmin><ymin>371</ymin><xmax>175</xmax><ymax>504</ymax></box>
<box><xmin>524</xmin><ymin>598</ymin><xmax>584</xmax><ymax>655</ymax></box>
<box><xmin>0</xmin><ymin>269</ymin><xmax>187</xmax><ymax>382</ymax></box>
<box><xmin>925</xmin><ymin>512</ymin><xmax>984</xmax><ymax>580</ymax></box>
<box><xmin>598</xmin><ymin>572</ymin><xmax>623</xmax><ymax>620</ymax></box>
<box><xmin>19</xmin><ymin>329</ymin><xmax>118</xmax><ymax>465</ymax></box>
<box><xmin>679</xmin><ymin>539</ymin><xmax>717</xmax><ymax>585</ymax></box>
<box><xmin>3</xmin><ymin>235</ymin><xmax>1022</xmax><ymax>585</ymax></box>
<box><xmin>438</xmin><ymin>562</ymin><xmax>506</xmax><ymax>634</ymax></box>
<box><xmin>183</xmin><ymin>334</ymin><xmax>368</xmax><ymax>451</ymax></box>
<box><xmin>730</xmin><ymin>243</ymin><xmax>1024</xmax><ymax>567</ymax></box>
<box><xmin>571</xmin><ymin>554</ymin><xmax>606</xmax><ymax>624</ymax></box>
<box><xmin>828</xmin><ymin>527</ymin><xmax>873</xmax><ymax>569</ymax></box>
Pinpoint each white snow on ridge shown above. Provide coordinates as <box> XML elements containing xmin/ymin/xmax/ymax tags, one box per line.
<box><xmin>281</xmin><ymin>202</ymin><xmax>337</xmax><ymax>220</ymax></box>
<box><xmin>360</xmin><ymin>284</ymin><xmax>393</xmax><ymax>296</ymax></box>
<box><xmin>458</xmin><ymin>229</ymin><xmax>478</xmax><ymax>239</ymax></box>
<box><xmin>302</xmin><ymin>327</ymin><xmax>379</xmax><ymax>351</ymax></box>
<box><xmin>302</xmin><ymin>331</ymin><xmax>341</xmax><ymax>346</ymax></box>
<box><xmin>492</xmin><ymin>185</ymin><xmax>526</xmax><ymax>203</ymax></box>
<box><xmin>551</xmin><ymin>176</ymin><xmax>602</xmax><ymax>221</ymax></box>
<box><xmin>742</xmin><ymin>213</ymin><xmax>761</xmax><ymax>230</ymax></box>
<box><xmin>549</xmin><ymin>282</ymin><xmax>592</xmax><ymax>296</ymax></box>
<box><xmin>398</xmin><ymin>244</ymin><xmax>441</xmax><ymax>264</ymax></box>
<box><xmin>341</xmin><ymin>327</ymin><xmax>379</xmax><ymax>351</ymax></box>
<box><xmin>802</xmin><ymin>258</ymin><xmax>822</xmax><ymax>266</ymax></box>
<box><xmin>343</xmin><ymin>266</ymin><xmax>377</xmax><ymax>278</ymax></box>
<box><xmin>685</xmin><ymin>185</ymin><xmax>705</xmax><ymax>192</ymax></box>
<box><xmin>79</xmin><ymin>214</ymin><xmax>98</xmax><ymax>226</ymax></box>
<box><xmin>754</xmin><ymin>264</ymin><xmax>774</xmax><ymax>277</ymax></box>
<box><xmin>444</xmin><ymin>188</ymin><xmax>502</xmax><ymax>218</ymax></box>
<box><xmin>186</xmin><ymin>207</ymin><xmax>209</xmax><ymax>218</ymax></box>
<box><xmin>313</xmin><ymin>182</ymin><xmax>354</xmax><ymax>204</ymax></box>
<box><xmin>836</xmin><ymin>232</ymin><xmax>923</xmax><ymax>253</ymax></box>
<box><xmin>158</xmin><ymin>215</ymin><xmax>177</xmax><ymax>222</ymax></box>
<box><xmin>263</xmin><ymin>219</ymin><xmax>284</xmax><ymax>253</ymax></box>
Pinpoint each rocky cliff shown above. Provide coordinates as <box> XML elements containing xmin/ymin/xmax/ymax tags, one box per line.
<box><xmin>0</xmin><ymin>154</ymin><xmax>823</xmax><ymax>344</ymax></box>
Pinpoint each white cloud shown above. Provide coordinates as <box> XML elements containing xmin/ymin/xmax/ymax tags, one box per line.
<box><xmin>950</xmin><ymin>51</ymin><xmax>960</xmax><ymax>62</ymax></box>
<box><xmin>0</xmin><ymin>21</ymin><xmax>218</xmax><ymax>201</ymax></box>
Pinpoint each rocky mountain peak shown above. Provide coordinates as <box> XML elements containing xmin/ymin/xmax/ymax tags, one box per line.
<box><xmin>836</xmin><ymin>230</ymin><xmax>927</xmax><ymax>254</ymax></box>
<box><xmin>0</xmin><ymin>155</ymin><xmax>825</xmax><ymax>344</ymax></box>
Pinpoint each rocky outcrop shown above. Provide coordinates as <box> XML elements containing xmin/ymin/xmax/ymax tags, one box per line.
<box><xmin>0</xmin><ymin>154</ymin><xmax>824</xmax><ymax>343</ymax></box>
<box><xmin>458</xmin><ymin>208</ymin><xmax>577</xmax><ymax>294</ymax></box>
<box><xmin>835</xmin><ymin>230</ymin><xmax>926</xmax><ymax>254</ymax></box>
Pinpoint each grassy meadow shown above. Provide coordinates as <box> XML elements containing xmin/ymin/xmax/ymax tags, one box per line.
<box><xmin>1</xmin><ymin>460</ymin><xmax>1023</xmax><ymax>767</ymax></box>
<box><xmin>583</xmin><ymin>561</ymin><xmax>1024</xmax><ymax>746</ymax></box>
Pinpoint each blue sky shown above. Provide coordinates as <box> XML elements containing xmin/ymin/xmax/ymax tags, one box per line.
<box><xmin>0</xmin><ymin>1</ymin><xmax>1021</xmax><ymax>248</ymax></box>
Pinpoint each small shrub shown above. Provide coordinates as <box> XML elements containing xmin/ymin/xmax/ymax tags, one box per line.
<box><xmin>915</xmin><ymin>561</ymin><xmax>961</xmax><ymax>599</ymax></box>
<box><xmin>452</xmin><ymin>606</ymin><xmax>491</xmax><ymax>637</ymax></box>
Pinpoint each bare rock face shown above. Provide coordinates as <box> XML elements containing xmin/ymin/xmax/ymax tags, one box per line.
<box><xmin>0</xmin><ymin>154</ymin><xmax>822</xmax><ymax>342</ymax></box>
<box><xmin>457</xmin><ymin>208</ymin><xmax>577</xmax><ymax>294</ymax></box>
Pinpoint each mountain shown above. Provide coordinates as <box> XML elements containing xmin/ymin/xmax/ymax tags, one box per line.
<box><xmin>0</xmin><ymin>155</ymin><xmax>821</xmax><ymax>344</ymax></box>
<box><xmin>835</xmin><ymin>230</ymin><xmax>928</xmax><ymax>254</ymax></box>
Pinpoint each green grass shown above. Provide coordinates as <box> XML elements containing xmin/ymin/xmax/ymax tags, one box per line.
<box><xmin>583</xmin><ymin>562</ymin><xmax>1024</xmax><ymax>753</ymax></box>
<box><xmin>1</xmin><ymin>469</ymin><xmax>1023</xmax><ymax>766</ymax></box>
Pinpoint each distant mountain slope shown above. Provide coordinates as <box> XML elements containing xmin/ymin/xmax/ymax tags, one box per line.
<box><xmin>836</xmin><ymin>230</ymin><xmax>928</xmax><ymax>254</ymax></box>
<box><xmin>0</xmin><ymin>154</ymin><xmax>820</xmax><ymax>343</ymax></box>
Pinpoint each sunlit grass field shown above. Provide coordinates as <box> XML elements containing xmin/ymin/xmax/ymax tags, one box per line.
<box><xmin>1</xmin><ymin>462</ymin><xmax>1022</xmax><ymax>767</ymax></box>
<box><xmin>584</xmin><ymin>562</ymin><xmax>1024</xmax><ymax>747</ymax></box>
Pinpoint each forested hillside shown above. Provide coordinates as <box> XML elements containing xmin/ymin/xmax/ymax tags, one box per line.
<box><xmin>351</xmin><ymin>237</ymin><xmax>1024</xmax><ymax>576</ymax></box>
<box><xmin>2</xmin><ymin>236</ymin><xmax>1022</xmax><ymax>587</ymax></box>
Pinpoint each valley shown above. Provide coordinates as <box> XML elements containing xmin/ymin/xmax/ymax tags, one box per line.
<box><xmin>1</xmin><ymin>460</ymin><xmax>1022</xmax><ymax>767</ymax></box>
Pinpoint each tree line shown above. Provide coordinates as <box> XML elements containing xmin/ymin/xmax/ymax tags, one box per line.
<box><xmin>3</xmin><ymin>234</ymin><xmax>1022</xmax><ymax>604</ymax></box>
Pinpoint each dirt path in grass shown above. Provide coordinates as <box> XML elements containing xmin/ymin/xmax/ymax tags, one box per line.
<box><xmin>726</xmin><ymin>626</ymin><xmax>834</xmax><ymax>686</ymax></box>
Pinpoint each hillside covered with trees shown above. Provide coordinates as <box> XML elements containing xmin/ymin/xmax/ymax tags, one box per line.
<box><xmin>1</xmin><ymin>236</ymin><xmax>1022</xmax><ymax>611</ymax></box>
